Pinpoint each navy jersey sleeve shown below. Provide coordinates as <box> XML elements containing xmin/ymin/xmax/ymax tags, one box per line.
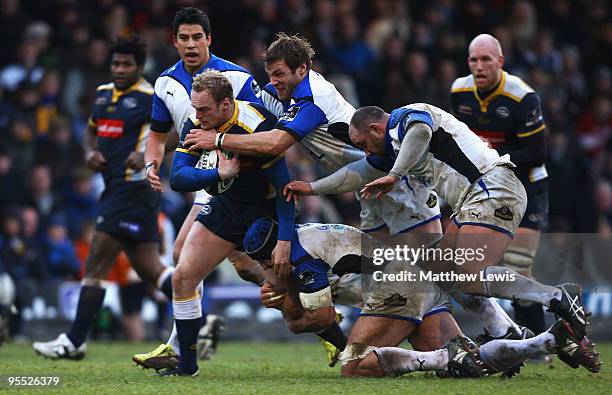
<box><xmin>275</xmin><ymin>100</ymin><xmax>328</xmax><ymax>140</ymax></box>
<box><xmin>496</xmin><ymin>93</ymin><xmax>547</xmax><ymax>167</ymax></box>
<box><xmin>293</xmin><ymin>259</ymin><xmax>330</xmax><ymax>294</ymax></box>
<box><xmin>236</xmin><ymin>76</ymin><xmax>262</xmax><ymax>104</ymax></box>
<box><xmin>169</xmin><ymin>119</ymin><xmax>220</xmax><ymax>191</ymax></box>
<box><xmin>514</xmin><ymin>93</ymin><xmax>545</xmax><ymax>138</ymax></box>
<box><xmin>151</xmin><ymin>92</ymin><xmax>173</xmax><ymax>133</ymax></box>
<box><xmin>262</xmin><ymin>157</ymin><xmax>295</xmax><ymax>241</ymax></box>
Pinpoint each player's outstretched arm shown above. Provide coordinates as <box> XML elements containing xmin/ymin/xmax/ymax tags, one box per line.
<box><xmin>184</xmin><ymin>128</ymin><xmax>297</xmax><ymax>157</ymax></box>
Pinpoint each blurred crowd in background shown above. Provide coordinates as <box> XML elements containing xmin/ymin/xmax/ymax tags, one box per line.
<box><xmin>0</xmin><ymin>0</ymin><xmax>610</xmax><ymax>337</ymax></box>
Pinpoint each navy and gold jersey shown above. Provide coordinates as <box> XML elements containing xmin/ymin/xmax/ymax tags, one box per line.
<box><xmin>174</xmin><ymin>100</ymin><xmax>280</xmax><ymax>203</ymax></box>
<box><xmin>88</xmin><ymin>78</ymin><xmax>153</xmax><ymax>186</ymax></box>
<box><xmin>450</xmin><ymin>72</ymin><xmax>547</xmax><ymax>183</ymax></box>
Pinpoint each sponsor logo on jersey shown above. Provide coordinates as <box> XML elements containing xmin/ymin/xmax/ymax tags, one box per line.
<box><xmin>280</xmin><ymin>106</ymin><xmax>300</xmax><ymax>122</ymax></box>
<box><xmin>458</xmin><ymin>105</ymin><xmax>472</xmax><ymax>115</ymax></box>
<box><xmin>298</xmin><ymin>270</ymin><xmax>314</xmax><ymax>286</ymax></box>
<box><xmin>251</xmin><ymin>80</ymin><xmax>261</xmax><ymax>95</ymax></box>
<box><xmin>95</xmin><ymin>96</ymin><xmax>107</xmax><ymax>105</ymax></box>
<box><xmin>426</xmin><ymin>193</ymin><xmax>438</xmax><ymax>208</ymax></box>
<box><xmin>495</xmin><ymin>106</ymin><xmax>510</xmax><ymax>118</ymax></box>
<box><xmin>200</xmin><ymin>204</ymin><xmax>211</xmax><ymax>216</ymax></box>
<box><xmin>122</xmin><ymin>97</ymin><xmax>138</xmax><ymax>109</ymax></box>
<box><xmin>383</xmin><ymin>293</ymin><xmax>407</xmax><ymax>307</ymax></box>
<box><xmin>494</xmin><ymin>206</ymin><xmax>514</xmax><ymax>221</ymax></box>
<box><xmin>97</xmin><ymin>119</ymin><xmax>124</xmax><ymax>138</ymax></box>
<box><xmin>525</xmin><ymin>106</ymin><xmax>543</xmax><ymax>127</ymax></box>
<box><xmin>119</xmin><ymin>220</ymin><xmax>141</xmax><ymax>234</ymax></box>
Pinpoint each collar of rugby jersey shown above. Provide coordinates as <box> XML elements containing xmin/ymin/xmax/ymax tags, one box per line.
<box><xmin>473</xmin><ymin>71</ymin><xmax>507</xmax><ymax>112</ymax></box>
<box><xmin>110</xmin><ymin>78</ymin><xmax>148</xmax><ymax>103</ymax></box>
<box><xmin>217</xmin><ymin>99</ymin><xmax>240</xmax><ymax>133</ymax></box>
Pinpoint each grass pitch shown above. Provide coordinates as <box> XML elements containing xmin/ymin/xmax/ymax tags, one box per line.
<box><xmin>1</xmin><ymin>341</ymin><xmax>610</xmax><ymax>394</ymax></box>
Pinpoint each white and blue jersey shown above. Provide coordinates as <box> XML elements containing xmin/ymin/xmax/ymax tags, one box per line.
<box><xmin>367</xmin><ymin>103</ymin><xmax>513</xmax><ymax>210</ymax></box>
<box><xmin>291</xmin><ymin>223</ymin><xmax>364</xmax><ymax>295</ymax></box>
<box><xmin>151</xmin><ymin>54</ymin><xmax>261</xmax><ymax>134</ymax></box>
<box><xmin>261</xmin><ymin>70</ymin><xmax>362</xmax><ymax>173</ymax></box>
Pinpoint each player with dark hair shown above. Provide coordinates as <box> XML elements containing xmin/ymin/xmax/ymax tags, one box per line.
<box><xmin>158</xmin><ymin>69</ymin><xmax>294</xmax><ymax>377</ymax></box>
<box><xmin>137</xmin><ymin>7</ymin><xmax>264</xmax><ymax>368</ymax></box>
<box><xmin>33</xmin><ymin>35</ymin><xmax>175</xmax><ymax>359</ymax></box>
<box><xmin>450</xmin><ymin>33</ymin><xmax>550</xmax><ymax>346</ymax></box>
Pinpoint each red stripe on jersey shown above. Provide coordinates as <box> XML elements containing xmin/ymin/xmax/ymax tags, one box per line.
<box><xmin>97</xmin><ymin>119</ymin><xmax>124</xmax><ymax>138</ymax></box>
<box><xmin>472</xmin><ymin>130</ymin><xmax>506</xmax><ymax>148</ymax></box>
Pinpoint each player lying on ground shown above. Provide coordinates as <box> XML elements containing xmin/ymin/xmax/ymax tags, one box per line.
<box><xmin>285</xmin><ymin>104</ymin><xmax>591</xmax><ymax>341</ymax></box>
<box><xmin>32</xmin><ymin>36</ymin><xmax>176</xmax><ymax>360</ymax></box>
<box><xmin>242</xmin><ymin>219</ymin><xmax>601</xmax><ymax>378</ymax></box>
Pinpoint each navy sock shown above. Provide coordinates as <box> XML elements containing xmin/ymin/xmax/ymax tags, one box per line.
<box><xmin>160</xmin><ymin>275</ymin><xmax>173</xmax><ymax>300</ymax></box>
<box><xmin>176</xmin><ymin>317</ymin><xmax>200</xmax><ymax>373</ymax></box>
<box><xmin>317</xmin><ymin>322</ymin><xmax>347</xmax><ymax>350</ymax></box>
<box><xmin>514</xmin><ymin>301</ymin><xmax>546</xmax><ymax>334</ymax></box>
<box><xmin>67</xmin><ymin>285</ymin><xmax>106</xmax><ymax>347</ymax></box>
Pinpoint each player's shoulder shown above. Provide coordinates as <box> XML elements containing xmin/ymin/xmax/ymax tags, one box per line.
<box><xmin>451</xmin><ymin>74</ymin><xmax>475</xmax><ymax>93</ymax></box>
<box><xmin>206</xmin><ymin>54</ymin><xmax>251</xmax><ymax>76</ymax></box>
<box><xmin>159</xmin><ymin>59</ymin><xmax>183</xmax><ymax>78</ymax></box>
<box><xmin>96</xmin><ymin>81</ymin><xmax>115</xmax><ymax>92</ymax></box>
<box><xmin>131</xmin><ymin>78</ymin><xmax>154</xmax><ymax>96</ymax></box>
<box><xmin>502</xmin><ymin>72</ymin><xmax>536</xmax><ymax>102</ymax></box>
<box><xmin>236</xmin><ymin>100</ymin><xmax>272</xmax><ymax>132</ymax></box>
<box><xmin>300</xmin><ymin>70</ymin><xmax>336</xmax><ymax>100</ymax></box>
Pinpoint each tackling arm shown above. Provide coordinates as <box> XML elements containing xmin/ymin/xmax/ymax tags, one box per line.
<box><xmin>388</xmin><ymin>122</ymin><xmax>432</xmax><ymax>179</ymax></box>
<box><xmin>310</xmin><ymin>157</ymin><xmax>385</xmax><ymax>195</ymax></box>
<box><xmin>221</xmin><ymin>129</ymin><xmax>297</xmax><ymax>157</ymax></box>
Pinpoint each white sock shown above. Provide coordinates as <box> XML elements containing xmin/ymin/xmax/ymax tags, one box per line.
<box><xmin>478</xmin><ymin>332</ymin><xmax>555</xmax><ymax>372</ymax></box>
<box><xmin>451</xmin><ymin>292</ymin><xmax>518</xmax><ymax>337</ymax></box>
<box><xmin>167</xmin><ymin>281</ymin><xmax>204</xmax><ymax>355</ymax></box>
<box><xmin>375</xmin><ymin>347</ymin><xmax>449</xmax><ymax>377</ymax></box>
<box><xmin>481</xmin><ymin>267</ymin><xmax>562</xmax><ymax>306</ymax></box>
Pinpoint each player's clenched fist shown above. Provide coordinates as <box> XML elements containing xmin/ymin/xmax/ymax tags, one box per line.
<box><xmin>86</xmin><ymin>150</ymin><xmax>107</xmax><ymax>171</ymax></box>
<box><xmin>260</xmin><ymin>281</ymin><xmax>286</xmax><ymax>309</ymax></box>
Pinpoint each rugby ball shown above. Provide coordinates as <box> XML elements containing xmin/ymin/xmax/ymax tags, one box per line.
<box><xmin>195</xmin><ymin>149</ymin><xmax>237</xmax><ymax>195</ymax></box>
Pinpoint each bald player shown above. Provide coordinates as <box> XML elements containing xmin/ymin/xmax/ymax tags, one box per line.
<box><xmin>450</xmin><ymin>34</ymin><xmax>550</xmax><ymax>342</ymax></box>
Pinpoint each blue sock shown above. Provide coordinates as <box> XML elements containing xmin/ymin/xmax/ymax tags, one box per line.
<box><xmin>176</xmin><ymin>318</ymin><xmax>200</xmax><ymax>373</ymax></box>
<box><xmin>67</xmin><ymin>285</ymin><xmax>106</xmax><ymax>347</ymax></box>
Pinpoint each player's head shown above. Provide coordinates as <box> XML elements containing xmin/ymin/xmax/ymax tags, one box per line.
<box><xmin>191</xmin><ymin>70</ymin><xmax>234</xmax><ymax>130</ymax></box>
<box><xmin>243</xmin><ymin>218</ymin><xmax>278</xmax><ymax>261</ymax></box>
<box><xmin>349</xmin><ymin>106</ymin><xmax>389</xmax><ymax>156</ymax></box>
<box><xmin>173</xmin><ymin>7</ymin><xmax>212</xmax><ymax>73</ymax></box>
<box><xmin>263</xmin><ymin>33</ymin><xmax>314</xmax><ymax>101</ymax></box>
<box><xmin>468</xmin><ymin>34</ymin><xmax>504</xmax><ymax>91</ymax></box>
<box><xmin>109</xmin><ymin>35</ymin><xmax>146</xmax><ymax>90</ymax></box>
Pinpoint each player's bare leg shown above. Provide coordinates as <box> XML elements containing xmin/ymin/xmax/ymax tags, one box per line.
<box><xmin>408</xmin><ymin>311</ymin><xmax>462</xmax><ymax>351</ymax></box>
<box><xmin>167</xmin><ymin>222</ymin><xmax>236</xmax><ymax>376</ymax></box>
<box><xmin>340</xmin><ymin>316</ymin><xmax>417</xmax><ymax>377</ymax></box>
<box><xmin>33</xmin><ymin>231</ymin><xmax>123</xmax><ymax>359</ymax></box>
<box><xmin>173</xmin><ymin>204</ymin><xmax>201</xmax><ymax>265</ymax></box>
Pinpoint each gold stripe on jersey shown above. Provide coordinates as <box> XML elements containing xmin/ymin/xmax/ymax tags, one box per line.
<box><xmin>246</xmin><ymin>103</ymin><xmax>265</xmax><ymax>120</ymax></box>
<box><xmin>87</xmin><ymin>117</ymin><xmax>96</xmax><ymax>127</ymax></box>
<box><xmin>110</xmin><ymin>78</ymin><xmax>154</xmax><ymax>103</ymax></box>
<box><xmin>176</xmin><ymin>147</ymin><xmax>200</xmax><ymax>156</ymax></box>
<box><xmin>474</xmin><ymin>72</ymin><xmax>507</xmax><ymax>112</ymax></box>
<box><xmin>260</xmin><ymin>153</ymin><xmax>285</xmax><ymax>169</ymax></box>
<box><xmin>135</xmin><ymin>122</ymin><xmax>150</xmax><ymax>153</ymax></box>
<box><xmin>517</xmin><ymin>124</ymin><xmax>546</xmax><ymax>138</ymax></box>
<box><xmin>218</xmin><ymin>100</ymin><xmax>265</xmax><ymax>135</ymax></box>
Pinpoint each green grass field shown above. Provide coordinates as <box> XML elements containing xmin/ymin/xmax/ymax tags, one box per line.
<box><xmin>1</xmin><ymin>341</ymin><xmax>610</xmax><ymax>394</ymax></box>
